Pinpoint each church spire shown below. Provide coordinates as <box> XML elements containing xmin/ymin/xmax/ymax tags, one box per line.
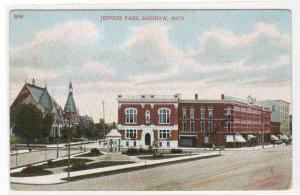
<box><xmin>64</xmin><ymin>81</ymin><xmax>77</xmax><ymax>113</ymax></box>
<box><xmin>69</xmin><ymin>82</ymin><xmax>73</xmax><ymax>94</ymax></box>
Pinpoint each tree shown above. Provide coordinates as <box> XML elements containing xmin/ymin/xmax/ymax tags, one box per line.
<box><xmin>40</xmin><ymin>114</ymin><xmax>53</xmax><ymax>140</ymax></box>
<box><xmin>10</xmin><ymin>103</ymin><xmax>44</xmax><ymax>146</ymax></box>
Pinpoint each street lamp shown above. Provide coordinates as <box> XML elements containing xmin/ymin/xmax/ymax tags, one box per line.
<box><xmin>56</xmin><ymin>120</ymin><xmax>60</xmax><ymax>158</ymax></box>
<box><xmin>67</xmin><ymin>117</ymin><xmax>71</xmax><ymax>181</ymax></box>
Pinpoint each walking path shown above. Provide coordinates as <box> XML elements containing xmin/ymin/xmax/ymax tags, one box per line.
<box><xmin>224</xmin><ymin>143</ymin><xmax>287</xmax><ymax>151</ymax></box>
<box><xmin>10</xmin><ymin>151</ymin><xmax>220</xmax><ymax>185</ymax></box>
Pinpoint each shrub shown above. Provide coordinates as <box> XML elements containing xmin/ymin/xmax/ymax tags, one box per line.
<box><xmin>90</xmin><ymin>148</ymin><xmax>100</xmax><ymax>155</ymax></box>
<box><xmin>153</xmin><ymin>153</ymin><xmax>163</xmax><ymax>158</ymax></box>
<box><xmin>70</xmin><ymin>160</ymin><xmax>86</xmax><ymax>171</ymax></box>
<box><xmin>21</xmin><ymin>165</ymin><xmax>44</xmax><ymax>174</ymax></box>
<box><xmin>126</xmin><ymin>148</ymin><xmax>139</xmax><ymax>155</ymax></box>
<box><xmin>171</xmin><ymin>149</ymin><xmax>183</xmax><ymax>154</ymax></box>
<box><xmin>47</xmin><ymin>160</ymin><xmax>53</xmax><ymax>166</ymax></box>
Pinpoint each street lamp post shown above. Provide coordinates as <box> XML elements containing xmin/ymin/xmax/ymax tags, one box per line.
<box><xmin>67</xmin><ymin>117</ymin><xmax>71</xmax><ymax>181</ymax></box>
<box><xmin>56</xmin><ymin>120</ymin><xmax>60</xmax><ymax>158</ymax></box>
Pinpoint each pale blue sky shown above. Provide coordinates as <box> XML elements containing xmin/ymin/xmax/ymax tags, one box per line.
<box><xmin>9</xmin><ymin>10</ymin><xmax>292</xmax><ymax>122</ymax></box>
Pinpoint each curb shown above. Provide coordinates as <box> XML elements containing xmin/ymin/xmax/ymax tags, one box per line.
<box><xmin>63</xmin><ymin>154</ymin><xmax>221</xmax><ymax>182</ymax></box>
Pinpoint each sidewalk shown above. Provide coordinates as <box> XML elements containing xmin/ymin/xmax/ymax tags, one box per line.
<box><xmin>10</xmin><ymin>149</ymin><xmax>38</xmax><ymax>155</ymax></box>
<box><xmin>224</xmin><ymin>143</ymin><xmax>287</xmax><ymax>151</ymax></box>
<box><xmin>10</xmin><ymin>151</ymin><xmax>220</xmax><ymax>185</ymax></box>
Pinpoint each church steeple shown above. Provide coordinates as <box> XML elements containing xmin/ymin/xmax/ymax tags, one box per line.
<box><xmin>64</xmin><ymin>81</ymin><xmax>77</xmax><ymax>113</ymax></box>
<box><xmin>69</xmin><ymin>82</ymin><xmax>73</xmax><ymax>94</ymax></box>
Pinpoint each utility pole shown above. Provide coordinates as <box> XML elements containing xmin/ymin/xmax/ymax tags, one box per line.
<box><xmin>102</xmin><ymin>101</ymin><xmax>105</xmax><ymax>136</ymax></box>
<box><xmin>262</xmin><ymin>111</ymin><xmax>265</xmax><ymax>149</ymax></box>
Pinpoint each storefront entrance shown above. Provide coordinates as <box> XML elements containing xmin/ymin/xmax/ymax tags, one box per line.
<box><xmin>179</xmin><ymin>136</ymin><xmax>197</xmax><ymax>147</ymax></box>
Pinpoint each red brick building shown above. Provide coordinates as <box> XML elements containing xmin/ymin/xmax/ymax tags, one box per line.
<box><xmin>117</xmin><ymin>94</ymin><xmax>180</xmax><ymax>148</ymax></box>
<box><xmin>117</xmin><ymin>94</ymin><xmax>272</xmax><ymax>148</ymax></box>
<box><xmin>178</xmin><ymin>94</ymin><xmax>271</xmax><ymax>147</ymax></box>
<box><xmin>270</xmin><ymin>121</ymin><xmax>281</xmax><ymax>135</ymax></box>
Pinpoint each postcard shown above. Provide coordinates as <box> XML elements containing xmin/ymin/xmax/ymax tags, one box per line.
<box><xmin>9</xmin><ymin>6</ymin><xmax>293</xmax><ymax>192</ymax></box>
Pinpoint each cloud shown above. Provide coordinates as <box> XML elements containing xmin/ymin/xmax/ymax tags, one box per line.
<box><xmin>13</xmin><ymin>20</ymin><xmax>99</xmax><ymax>52</ymax></box>
<box><xmin>133</xmin><ymin>22</ymin><xmax>291</xmax><ymax>86</ymax></box>
<box><xmin>117</xmin><ymin>24</ymin><xmax>184</xmax><ymax>74</ymax></box>
<box><xmin>10</xmin><ymin>20</ymin><xmax>100</xmax><ymax>70</ymax></box>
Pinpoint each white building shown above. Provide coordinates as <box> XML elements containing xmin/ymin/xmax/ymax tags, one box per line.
<box><xmin>256</xmin><ymin>100</ymin><xmax>291</xmax><ymax>136</ymax></box>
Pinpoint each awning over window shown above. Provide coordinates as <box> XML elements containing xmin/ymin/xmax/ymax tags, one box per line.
<box><xmin>247</xmin><ymin>134</ymin><xmax>256</xmax><ymax>140</ymax></box>
<box><xmin>226</xmin><ymin>135</ymin><xmax>234</xmax><ymax>143</ymax></box>
<box><xmin>279</xmin><ymin>135</ymin><xmax>289</xmax><ymax>140</ymax></box>
<box><xmin>271</xmin><ymin>135</ymin><xmax>279</xmax><ymax>141</ymax></box>
<box><xmin>234</xmin><ymin>135</ymin><xmax>246</xmax><ymax>143</ymax></box>
<box><xmin>283</xmin><ymin>135</ymin><xmax>289</xmax><ymax>140</ymax></box>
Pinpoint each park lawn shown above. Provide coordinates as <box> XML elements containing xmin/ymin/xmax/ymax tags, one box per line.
<box><xmin>64</xmin><ymin>161</ymin><xmax>135</xmax><ymax>172</ymax></box>
<box><xmin>75</xmin><ymin>152</ymin><xmax>104</xmax><ymax>157</ymax></box>
<box><xmin>10</xmin><ymin>169</ymin><xmax>53</xmax><ymax>177</ymax></box>
<box><xmin>138</xmin><ymin>154</ymin><xmax>194</xmax><ymax>160</ymax></box>
<box><xmin>41</xmin><ymin>159</ymin><xmax>93</xmax><ymax>169</ymax></box>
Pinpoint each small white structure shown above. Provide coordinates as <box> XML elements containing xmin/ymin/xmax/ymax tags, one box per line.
<box><xmin>106</xmin><ymin>125</ymin><xmax>121</xmax><ymax>153</ymax></box>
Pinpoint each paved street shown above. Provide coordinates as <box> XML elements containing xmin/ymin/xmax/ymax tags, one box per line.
<box><xmin>11</xmin><ymin>145</ymin><xmax>292</xmax><ymax>191</ymax></box>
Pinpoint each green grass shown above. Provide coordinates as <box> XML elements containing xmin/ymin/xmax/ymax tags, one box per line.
<box><xmin>10</xmin><ymin>169</ymin><xmax>53</xmax><ymax>177</ymax></box>
<box><xmin>138</xmin><ymin>154</ymin><xmax>193</xmax><ymax>160</ymax></box>
<box><xmin>75</xmin><ymin>152</ymin><xmax>103</xmax><ymax>157</ymax></box>
<box><xmin>64</xmin><ymin>161</ymin><xmax>135</xmax><ymax>172</ymax></box>
<box><xmin>41</xmin><ymin>159</ymin><xmax>93</xmax><ymax>169</ymax></box>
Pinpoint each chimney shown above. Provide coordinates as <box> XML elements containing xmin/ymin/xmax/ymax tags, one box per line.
<box><xmin>118</xmin><ymin>95</ymin><xmax>122</xmax><ymax>98</ymax></box>
<box><xmin>221</xmin><ymin>94</ymin><xmax>224</xmax><ymax>100</ymax></box>
<box><xmin>195</xmin><ymin>94</ymin><xmax>198</xmax><ymax>100</ymax></box>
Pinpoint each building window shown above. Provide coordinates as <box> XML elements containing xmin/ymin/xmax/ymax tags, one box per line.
<box><xmin>159</xmin><ymin>130</ymin><xmax>170</xmax><ymax>139</ymax></box>
<box><xmin>208</xmin><ymin>109</ymin><xmax>213</xmax><ymax>119</ymax></box>
<box><xmin>200</xmin><ymin>121</ymin><xmax>205</xmax><ymax>132</ymax></box>
<box><xmin>126</xmin><ymin>142</ymin><xmax>129</xmax><ymax>147</ymax></box>
<box><xmin>190</xmin><ymin>120</ymin><xmax>195</xmax><ymax>131</ymax></box>
<box><xmin>167</xmin><ymin>142</ymin><xmax>170</xmax><ymax>147</ymax></box>
<box><xmin>227</xmin><ymin>122</ymin><xmax>232</xmax><ymax>133</ymax></box>
<box><xmin>145</xmin><ymin>110</ymin><xmax>150</xmax><ymax>123</ymax></box>
<box><xmin>208</xmin><ymin>121</ymin><xmax>213</xmax><ymax>132</ymax></box>
<box><xmin>190</xmin><ymin>108</ymin><xmax>194</xmax><ymax>119</ymax></box>
<box><xmin>182</xmin><ymin>120</ymin><xmax>187</xmax><ymax>131</ymax></box>
<box><xmin>200</xmin><ymin>108</ymin><xmax>205</xmax><ymax>119</ymax></box>
<box><xmin>182</xmin><ymin>108</ymin><xmax>187</xmax><ymax>119</ymax></box>
<box><xmin>227</xmin><ymin>110</ymin><xmax>231</xmax><ymax>120</ymax></box>
<box><xmin>272</xmin><ymin>105</ymin><xmax>275</xmax><ymax>112</ymax></box>
<box><xmin>126</xmin><ymin>129</ymin><xmax>136</xmax><ymax>139</ymax></box>
<box><xmin>158</xmin><ymin>108</ymin><xmax>171</xmax><ymax>124</ymax></box>
<box><xmin>159</xmin><ymin>142</ymin><xmax>162</xmax><ymax>147</ymax></box>
<box><xmin>125</xmin><ymin>108</ymin><xmax>137</xmax><ymax>124</ymax></box>
<box><xmin>133</xmin><ymin>141</ymin><xmax>136</xmax><ymax>147</ymax></box>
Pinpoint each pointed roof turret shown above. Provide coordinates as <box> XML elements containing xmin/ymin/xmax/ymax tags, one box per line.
<box><xmin>38</xmin><ymin>88</ymin><xmax>53</xmax><ymax>109</ymax></box>
<box><xmin>69</xmin><ymin>82</ymin><xmax>73</xmax><ymax>94</ymax></box>
<box><xmin>64</xmin><ymin>82</ymin><xmax>77</xmax><ymax>113</ymax></box>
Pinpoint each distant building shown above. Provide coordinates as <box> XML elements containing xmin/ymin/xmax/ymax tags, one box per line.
<box><xmin>79</xmin><ymin>115</ymin><xmax>94</xmax><ymax>125</ymax></box>
<box><xmin>179</xmin><ymin>94</ymin><xmax>271</xmax><ymax>147</ymax></box>
<box><xmin>10</xmin><ymin>79</ymin><xmax>64</xmax><ymax>137</ymax></box>
<box><xmin>256</xmin><ymin>100</ymin><xmax>290</xmax><ymax>136</ymax></box>
<box><xmin>270</xmin><ymin>121</ymin><xmax>281</xmax><ymax>135</ymax></box>
<box><xmin>63</xmin><ymin>82</ymin><xmax>79</xmax><ymax>126</ymax></box>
